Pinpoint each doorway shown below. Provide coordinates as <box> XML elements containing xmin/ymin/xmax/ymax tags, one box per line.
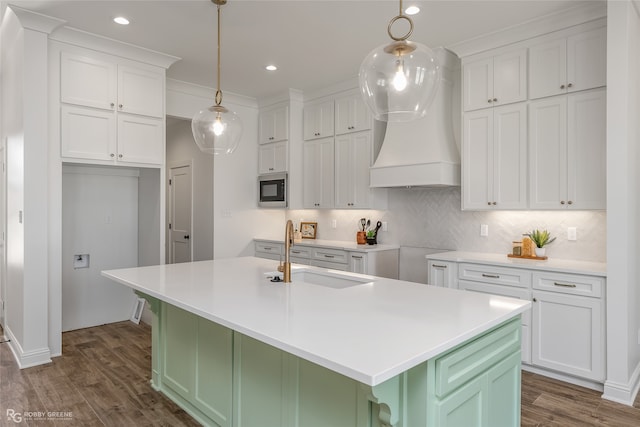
<box><xmin>168</xmin><ymin>161</ymin><xmax>193</xmax><ymax>263</ymax></box>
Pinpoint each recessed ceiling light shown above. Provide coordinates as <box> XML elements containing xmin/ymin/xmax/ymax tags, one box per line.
<box><xmin>113</xmin><ymin>16</ymin><xmax>130</xmax><ymax>25</ymax></box>
<box><xmin>405</xmin><ymin>6</ymin><xmax>420</xmax><ymax>15</ymax></box>
<box><xmin>265</xmin><ymin>65</ymin><xmax>277</xmax><ymax>71</ymax></box>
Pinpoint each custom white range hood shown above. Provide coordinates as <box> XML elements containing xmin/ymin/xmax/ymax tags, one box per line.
<box><xmin>370</xmin><ymin>48</ymin><xmax>461</xmax><ymax>188</ymax></box>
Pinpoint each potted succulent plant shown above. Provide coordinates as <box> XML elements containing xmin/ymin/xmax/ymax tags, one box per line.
<box><xmin>365</xmin><ymin>229</ymin><xmax>377</xmax><ymax>245</ymax></box>
<box><xmin>527</xmin><ymin>229</ymin><xmax>556</xmax><ymax>257</ymax></box>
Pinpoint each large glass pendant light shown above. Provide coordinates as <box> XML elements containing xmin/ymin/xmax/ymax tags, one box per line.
<box><xmin>192</xmin><ymin>0</ymin><xmax>242</xmax><ymax>155</ymax></box>
<box><xmin>359</xmin><ymin>0</ymin><xmax>440</xmax><ymax>122</ymax></box>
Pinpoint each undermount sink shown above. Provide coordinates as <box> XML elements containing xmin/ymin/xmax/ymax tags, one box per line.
<box><xmin>266</xmin><ymin>269</ymin><xmax>374</xmax><ymax>289</ymax></box>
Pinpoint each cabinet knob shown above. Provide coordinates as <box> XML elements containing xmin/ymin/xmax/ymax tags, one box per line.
<box><xmin>118</xmin><ymin>154</ymin><xmax>123</xmax><ymax>158</ymax></box>
<box><xmin>487</xmin><ymin>202</ymin><xmax>492</xmax><ymax>206</ymax></box>
<box><xmin>184</xmin><ymin>235</ymin><xmax>190</xmax><ymax>239</ymax></box>
<box><xmin>110</xmin><ymin>153</ymin><xmax>115</xmax><ymax>158</ymax></box>
<box><xmin>119</xmin><ymin>104</ymin><xmax>123</xmax><ymax>109</ymax></box>
<box><xmin>567</xmin><ymin>83</ymin><xmax>573</xmax><ymax>88</ymax></box>
<box><xmin>492</xmin><ymin>201</ymin><xmax>497</xmax><ymax>205</ymax></box>
<box><xmin>488</xmin><ymin>99</ymin><xmax>493</xmax><ymax>103</ymax></box>
<box><xmin>493</xmin><ymin>98</ymin><xmax>497</xmax><ymax>102</ymax></box>
<box><xmin>110</xmin><ymin>102</ymin><xmax>115</xmax><ymax>108</ymax></box>
<box><xmin>268</xmin><ymin>167</ymin><xmax>274</xmax><ymax>171</ymax></box>
<box><xmin>560</xmin><ymin>200</ymin><xmax>565</xmax><ymax>205</ymax></box>
<box><xmin>567</xmin><ymin>200</ymin><xmax>573</xmax><ymax>205</ymax></box>
<box><xmin>533</xmin><ymin>298</ymin><xmax>537</xmax><ymax>302</ymax></box>
<box><xmin>560</xmin><ymin>84</ymin><xmax>566</xmax><ymax>89</ymax></box>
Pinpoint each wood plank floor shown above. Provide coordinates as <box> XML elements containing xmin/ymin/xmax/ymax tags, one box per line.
<box><xmin>1</xmin><ymin>321</ymin><xmax>639</xmax><ymax>426</ymax></box>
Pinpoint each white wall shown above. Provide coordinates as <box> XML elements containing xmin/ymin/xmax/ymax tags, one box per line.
<box><xmin>0</xmin><ymin>6</ymin><xmax>53</xmax><ymax>367</ymax></box>
<box><xmin>61</xmin><ymin>166</ymin><xmax>138</xmax><ymax>331</ymax></box>
<box><xmin>166</xmin><ymin>79</ymin><xmax>284</xmax><ymax>260</ymax></box>
<box><xmin>603</xmin><ymin>0</ymin><xmax>640</xmax><ymax>406</ymax></box>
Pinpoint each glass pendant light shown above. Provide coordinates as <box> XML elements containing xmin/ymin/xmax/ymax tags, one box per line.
<box><xmin>192</xmin><ymin>0</ymin><xmax>242</xmax><ymax>155</ymax></box>
<box><xmin>359</xmin><ymin>0</ymin><xmax>440</xmax><ymax>122</ymax></box>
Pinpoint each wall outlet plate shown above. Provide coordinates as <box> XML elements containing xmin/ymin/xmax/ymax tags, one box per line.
<box><xmin>568</xmin><ymin>227</ymin><xmax>577</xmax><ymax>241</ymax></box>
<box><xmin>480</xmin><ymin>224</ymin><xmax>489</xmax><ymax>237</ymax></box>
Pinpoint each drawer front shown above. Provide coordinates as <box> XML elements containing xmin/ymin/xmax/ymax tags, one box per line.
<box><xmin>458</xmin><ymin>263</ymin><xmax>531</xmax><ymax>288</ymax></box>
<box><xmin>312</xmin><ymin>248</ymin><xmax>348</xmax><ymax>264</ymax></box>
<box><xmin>289</xmin><ymin>247</ymin><xmax>311</xmax><ymax>259</ymax></box>
<box><xmin>458</xmin><ymin>280</ymin><xmax>531</xmax><ymax>326</ymax></box>
<box><xmin>255</xmin><ymin>241</ymin><xmax>283</xmax><ymax>256</ymax></box>
<box><xmin>532</xmin><ymin>272</ymin><xmax>604</xmax><ymax>298</ymax></box>
<box><xmin>309</xmin><ymin>259</ymin><xmax>349</xmax><ymax>271</ymax></box>
<box><xmin>435</xmin><ymin>318</ymin><xmax>521</xmax><ymax>398</ymax></box>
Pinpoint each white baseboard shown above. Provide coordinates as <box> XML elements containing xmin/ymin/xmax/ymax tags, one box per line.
<box><xmin>603</xmin><ymin>360</ymin><xmax>640</xmax><ymax>406</ymax></box>
<box><xmin>522</xmin><ymin>364</ymin><xmax>604</xmax><ymax>392</ymax></box>
<box><xmin>4</xmin><ymin>326</ymin><xmax>52</xmax><ymax>369</ymax></box>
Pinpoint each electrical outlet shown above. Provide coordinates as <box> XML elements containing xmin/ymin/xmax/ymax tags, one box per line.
<box><xmin>567</xmin><ymin>227</ymin><xmax>577</xmax><ymax>241</ymax></box>
<box><xmin>331</xmin><ymin>219</ymin><xmax>337</xmax><ymax>229</ymax></box>
<box><xmin>381</xmin><ymin>221</ymin><xmax>388</xmax><ymax>232</ymax></box>
<box><xmin>480</xmin><ymin>224</ymin><xmax>489</xmax><ymax>237</ymax></box>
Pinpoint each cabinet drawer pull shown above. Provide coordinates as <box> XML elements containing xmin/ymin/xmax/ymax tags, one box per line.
<box><xmin>352</xmin><ymin>255</ymin><xmax>363</xmax><ymax>259</ymax></box>
<box><xmin>263</xmin><ymin>247</ymin><xmax>273</xmax><ymax>250</ymax></box>
<box><xmin>323</xmin><ymin>254</ymin><xmax>335</xmax><ymax>258</ymax></box>
<box><xmin>481</xmin><ymin>273</ymin><xmax>500</xmax><ymax>279</ymax></box>
<box><xmin>432</xmin><ymin>264</ymin><xmax>447</xmax><ymax>269</ymax></box>
<box><xmin>553</xmin><ymin>282</ymin><xmax>577</xmax><ymax>288</ymax></box>
<box><xmin>291</xmin><ymin>250</ymin><xmax>301</xmax><ymax>254</ymax></box>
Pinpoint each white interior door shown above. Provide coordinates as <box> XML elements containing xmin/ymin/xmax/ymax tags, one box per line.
<box><xmin>169</xmin><ymin>163</ymin><xmax>192</xmax><ymax>263</ymax></box>
<box><xmin>0</xmin><ymin>146</ymin><xmax>5</xmax><ymax>330</ymax></box>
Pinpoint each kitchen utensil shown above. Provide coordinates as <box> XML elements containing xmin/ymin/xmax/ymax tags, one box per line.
<box><xmin>360</xmin><ymin>218</ymin><xmax>366</xmax><ymax>232</ymax></box>
<box><xmin>375</xmin><ymin>221</ymin><xmax>382</xmax><ymax>233</ymax></box>
<box><xmin>366</xmin><ymin>219</ymin><xmax>371</xmax><ymax>230</ymax></box>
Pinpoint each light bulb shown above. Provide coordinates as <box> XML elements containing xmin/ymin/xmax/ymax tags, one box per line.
<box><xmin>392</xmin><ymin>60</ymin><xmax>408</xmax><ymax>91</ymax></box>
<box><xmin>212</xmin><ymin>115</ymin><xmax>225</xmax><ymax>136</ymax></box>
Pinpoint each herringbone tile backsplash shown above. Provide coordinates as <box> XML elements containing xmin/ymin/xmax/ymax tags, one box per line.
<box><xmin>287</xmin><ymin>187</ymin><xmax>606</xmax><ymax>262</ymax></box>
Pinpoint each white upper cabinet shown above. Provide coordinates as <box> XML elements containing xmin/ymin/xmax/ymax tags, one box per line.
<box><xmin>463</xmin><ymin>48</ymin><xmax>527</xmax><ymax>111</ymax></box>
<box><xmin>463</xmin><ymin>103</ymin><xmax>527</xmax><ymax>210</ymax></box>
<box><xmin>258</xmin><ymin>140</ymin><xmax>287</xmax><ymax>175</ymax></box>
<box><xmin>259</xmin><ymin>105</ymin><xmax>289</xmax><ymax>144</ymax></box>
<box><xmin>334</xmin><ymin>131</ymin><xmax>372</xmax><ymax>209</ymax></box>
<box><xmin>61</xmin><ymin>52</ymin><xmax>117</xmax><ymax>111</ymax></box>
<box><xmin>303</xmin><ymin>137</ymin><xmax>334</xmax><ymax>208</ymax></box>
<box><xmin>529</xmin><ymin>26</ymin><xmax>606</xmax><ymax>100</ymax></box>
<box><xmin>303</xmin><ymin>100</ymin><xmax>334</xmax><ymax>140</ymax></box>
<box><xmin>529</xmin><ymin>89</ymin><xmax>606</xmax><ymax>210</ymax></box>
<box><xmin>117</xmin><ymin>65</ymin><xmax>164</xmax><ymax>118</ymax></box>
<box><xmin>334</xmin><ymin>93</ymin><xmax>371</xmax><ymax>135</ymax></box>
<box><xmin>60</xmin><ymin>51</ymin><xmax>165</xmax><ymax>166</ymax></box>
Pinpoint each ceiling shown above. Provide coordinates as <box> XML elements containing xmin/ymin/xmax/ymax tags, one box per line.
<box><xmin>9</xmin><ymin>0</ymin><xmax>601</xmax><ymax>100</ymax></box>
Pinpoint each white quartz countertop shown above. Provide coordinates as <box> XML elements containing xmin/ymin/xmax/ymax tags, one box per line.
<box><xmin>102</xmin><ymin>257</ymin><xmax>529</xmax><ymax>386</ymax></box>
<box><xmin>254</xmin><ymin>237</ymin><xmax>399</xmax><ymax>252</ymax></box>
<box><xmin>426</xmin><ymin>251</ymin><xmax>606</xmax><ymax>276</ymax></box>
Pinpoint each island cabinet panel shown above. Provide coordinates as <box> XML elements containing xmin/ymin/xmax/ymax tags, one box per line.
<box><xmin>152</xmin><ymin>301</ymin><xmax>522</xmax><ymax>427</ymax></box>
<box><xmin>233</xmin><ymin>334</ymin><xmax>287</xmax><ymax>427</ymax></box>
<box><xmin>427</xmin><ymin>319</ymin><xmax>521</xmax><ymax>427</ymax></box>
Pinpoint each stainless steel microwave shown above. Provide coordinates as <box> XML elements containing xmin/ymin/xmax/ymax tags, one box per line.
<box><xmin>258</xmin><ymin>172</ymin><xmax>287</xmax><ymax>208</ymax></box>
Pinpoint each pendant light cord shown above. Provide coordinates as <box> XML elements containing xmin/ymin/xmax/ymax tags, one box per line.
<box><xmin>215</xmin><ymin>3</ymin><xmax>223</xmax><ymax>106</ymax></box>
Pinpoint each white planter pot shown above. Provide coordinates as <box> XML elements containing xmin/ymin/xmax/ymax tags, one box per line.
<box><xmin>535</xmin><ymin>247</ymin><xmax>546</xmax><ymax>257</ymax></box>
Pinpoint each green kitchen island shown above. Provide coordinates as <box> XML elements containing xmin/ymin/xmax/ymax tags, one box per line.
<box><xmin>103</xmin><ymin>257</ymin><xmax>530</xmax><ymax>427</ymax></box>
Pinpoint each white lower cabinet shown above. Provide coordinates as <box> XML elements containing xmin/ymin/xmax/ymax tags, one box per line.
<box><xmin>432</xmin><ymin>257</ymin><xmax>606</xmax><ymax>385</ymax></box>
<box><xmin>531</xmin><ymin>271</ymin><xmax>605</xmax><ymax>381</ymax></box>
<box><xmin>255</xmin><ymin>240</ymin><xmax>399</xmax><ymax>279</ymax></box>
<box><xmin>427</xmin><ymin>261</ymin><xmax>456</xmax><ymax>288</ymax></box>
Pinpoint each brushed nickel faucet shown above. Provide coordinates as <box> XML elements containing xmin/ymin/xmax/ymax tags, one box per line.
<box><xmin>283</xmin><ymin>219</ymin><xmax>294</xmax><ymax>283</ymax></box>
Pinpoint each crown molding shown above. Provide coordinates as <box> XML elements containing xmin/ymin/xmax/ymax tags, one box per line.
<box><xmin>8</xmin><ymin>5</ymin><xmax>65</xmax><ymax>34</ymax></box>
<box><xmin>449</xmin><ymin>1</ymin><xmax>607</xmax><ymax>58</ymax></box>
<box><xmin>49</xmin><ymin>26</ymin><xmax>180</xmax><ymax>69</ymax></box>
<box><xmin>167</xmin><ymin>78</ymin><xmax>258</xmax><ymax>109</ymax></box>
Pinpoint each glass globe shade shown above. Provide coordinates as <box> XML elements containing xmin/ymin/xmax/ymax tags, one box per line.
<box><xmin>359</xmin><ymin>40</ymin><xmax>440</xmax><ymax>122</ymax></box>
<box><xmin>191</xmin><ymin>105</ymin><xmax>242</xmax><ymax>155</ymax></box>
